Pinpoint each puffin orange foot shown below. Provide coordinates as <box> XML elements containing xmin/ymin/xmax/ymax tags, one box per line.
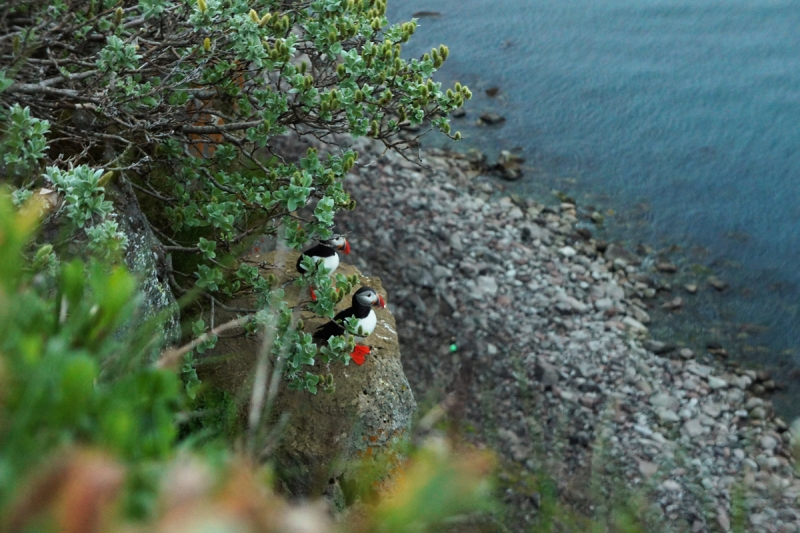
<box><xmin>350</xmin><ymin>345</ymin><xmax>370</xmax><ymax>365</ymax></box>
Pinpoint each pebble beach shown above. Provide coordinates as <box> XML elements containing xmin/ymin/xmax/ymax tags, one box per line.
<box><xmin>335</xmin><ymin>136</ymin><xmax>800</xmax><ymax>532</ymax></box>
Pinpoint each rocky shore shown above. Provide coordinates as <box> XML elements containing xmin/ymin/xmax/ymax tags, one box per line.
<box><xmin>335</xmin><ymin>137</ymin><xmax>800</xmax><ymax>532</ymax></box>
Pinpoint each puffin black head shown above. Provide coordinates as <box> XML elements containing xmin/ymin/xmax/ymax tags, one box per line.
<box><xmin>321</xmin><ymin>234</ymin><xmax>350</xmax><ymax>255</ymax></box>
<box><xmin>354</xmin><ymin>286</ymin><xmax>385</xmax><ymax>308</ymax></box>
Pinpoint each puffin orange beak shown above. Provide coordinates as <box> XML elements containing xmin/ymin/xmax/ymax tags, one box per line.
<box><xmin>376</xmin><ymin>295</ymin><xmax>386</xmax><ymax>308</ymax></box>
<box><xmin>343</xmin><ymin>240</ymin><xmax>351</xmax><ymax>255</ymax></box>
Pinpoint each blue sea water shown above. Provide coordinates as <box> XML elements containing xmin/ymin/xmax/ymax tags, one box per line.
<box><xmin>388</xmin><ymin>0</ymin><xmax>800</xmax><ymax>413</ymax></box>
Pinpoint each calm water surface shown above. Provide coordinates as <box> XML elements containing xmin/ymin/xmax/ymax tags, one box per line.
<box><xmin>388</xmin><ymin>0</ymin><xmax>800</xmax><ymax>414</ymax></box>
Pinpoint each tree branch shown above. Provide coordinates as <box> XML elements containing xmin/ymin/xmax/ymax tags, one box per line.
<box><xmin>6</xmin><ymin>83</ymin><xmax>101</xmax><ymax>102</ymax></box>
<box><xmin>156</xmin><ymin>314</ymin><xmax>254</xmax><ymax>369</ymax></box>
<box><xmin>181</xmin><ymin>120</ymin><xmax>263</xmax><ymax>134</ymax></box>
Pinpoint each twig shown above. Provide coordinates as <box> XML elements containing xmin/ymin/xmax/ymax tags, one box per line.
<box><xmin>6</xmin><ymin>83</ymin><xmax>101</xmax><ymax>101</ymax></box>
<box><xmin>181</xmin><ymin>120</ymin><xmax>263</xmax><ymax>134</ymax></box>
<box><xmin>247</xmin><ymin>319</ymin><xmax>278</xmax><ymax>455</ymax></box>
<box><xmin>156</xmin><ymin>314</ymin><xmax>254</xmax><ymax>369</ymax></box>
<box><xmin>163</xmin><ymin>244</ymin><xmax>200</xmax><ymax>253</ymax></box>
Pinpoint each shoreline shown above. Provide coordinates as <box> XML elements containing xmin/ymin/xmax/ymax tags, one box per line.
<box><xmin>416</xmin><ymin>129</ymin><xmax>800</xmax><ymax>419</ymax></box>
<box><xmin>336</xmin><ymin>137</ymin><xmax>799</xmax><ymax>532</ymax></box>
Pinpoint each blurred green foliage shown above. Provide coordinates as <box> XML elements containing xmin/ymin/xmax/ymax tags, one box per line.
<box><xmin>0</xmin><ymin>193</ymin><xmax>182</xmax><ymax>510</ymax></box>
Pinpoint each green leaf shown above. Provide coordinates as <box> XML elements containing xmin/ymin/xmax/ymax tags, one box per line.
<box><xmin>0</xmin><ymin>71</ymin><xmax>13</xmax><ymax>93</ymax></box>
<box><xmin>198</xmin><ymin>237</ymin><xmax>216</xmax><ymax>259</ymax></box>
<box><xmin>192</xmin><ymin>319</ymin><xmax>206</xmax><ymax>336</ymax></box>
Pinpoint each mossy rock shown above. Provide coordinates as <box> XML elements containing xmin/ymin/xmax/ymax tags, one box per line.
<box><xmin>198</xmin><ymin>249</ymin><xmax>416</xmax><ymax>496</ymax></box>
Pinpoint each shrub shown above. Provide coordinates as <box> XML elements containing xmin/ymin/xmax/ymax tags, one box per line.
<box><xmin>0</xmin><ymin>194</ymin><xmax>181</xmax><ymax>510</ymax></box>
<box><xmin>0</xmin><ymin>0</ymin><xmax>470</xmax><ymax>391</ymax></box>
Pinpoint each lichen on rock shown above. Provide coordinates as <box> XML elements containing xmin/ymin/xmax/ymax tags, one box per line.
<box><xmin>110</xmin><ymin>179</ymin><xmax>180</xmax><ymax>352</ymax></box>
<box><xmin>37</xmin><ymin>174</ymin><xmax>180</xmax><ymax>354</ymax></box>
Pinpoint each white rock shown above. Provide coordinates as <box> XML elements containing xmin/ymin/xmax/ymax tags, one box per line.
<box><xmin>698</xmin><ymin>414</ymin><xmax>715</xmax><ymax>427</ymax></box>
<box><xmin>631</xmin><ymin>306</ymin><xmax>651</xmax><ymax>324</ymax></box>
<box><xmin>570</xmin><ymin>330</ymin><xmax>592</xmax><ymax>343</ymax></box>
<box><xmin>682</xmin><ymin>419</ymin><xmax>705</xmax><ymax>438</ymax></box>
<box><xmin>508</xmin><ymin>206</ymin><xmax>524</xmax><ymax>220</ymax></box>
<box><xmin>638</xmin><ymin>460</ymin><xmax>659</xmax><ymax>477</ymax></box>
<box><xmin>555</xmin><ymin>294</ymin><xmax>588</xmax><ymax>313</ymax></box>
<box><xmin>601</xmin><ymin>282</ymin><xmax>625</xmax><ymax>301</ymax></box>
<box><xmin>686</xmin><ymin>362</ymin><xmax>713</xmax><ymax>378</ymax></box>
<box><xmin>558</xmin><ymin>246</ymin><xmax>577</xmax><ymax>257</ymax></box>
<box><xmin>594</xmin><ymin>297</ymin><xmax>614</xmax><ymax>311</ymax></box>
<box><xmin>760</xmin><ymin>435</ymin><xmax>778</xmax><ymax>450</ymax></box>
<box><xmin>559</xmin><ymin>390</ymin><xmax>576</xmax><ymax>402</ymax></box>
<box><xmin>701</xmin><ymin>403</ymin><xmax>723</xmax><ymax>418</ymax></box>
<box><xmin>742</xmin><ymin>458</ymin><xmax>759</xmax><ymax>471</ymax></box>
<box><xmin>622</xmin><ymin>316</ymin><xmax>648</xmax><ymax>332</ymax></box>
<box><xmin>707</xmin><ymin>376</ymin><xmax>728</xmax><ymax>390</ymax></box>
<box><xmin>650</xmin><ymin>392</ymin><xmax>680</xmax><ymax>411</ymax></box>
<box><xmin>661</xmin><ymin>480</ymin><xmax>681</xmax><ymax>491</ymax></box>
<box><xmin>717</xmin><ymin>510</ymin><xmax>730</xmax><ymax>532</ymax></box>
<box><xmin>476</xmin><ymin>276</ymin><xmax>498</xmax><ymax>297</ymax></box>
<box><xmin>433</xmin><ymin>265</ymin><xmax>452</xmax><ymax>280</ymax></box>
<box><xmin>745</xmin><ymin>397</ymin><xmax>764</xmax><ymax>410</ymax></box>
<box><xmin>658</xmin><ymin>409</ymin><xmax>681</xmax><ymax>424</ymax></box>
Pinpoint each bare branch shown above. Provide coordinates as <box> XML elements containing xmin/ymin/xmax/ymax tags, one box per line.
<box><xmin>181</xmin><ymin>120</ymin><xmax>263</xmax><ymax>134</ymax></box>
<box><xmin>7</xmin><ymin>83</ymin><xmax>101</xmax><ymax>102</ymax></box>
<box><xmin>156</xmin><ymin>314</ymin><xmax>254</xmax><ymax>369</ymax></box>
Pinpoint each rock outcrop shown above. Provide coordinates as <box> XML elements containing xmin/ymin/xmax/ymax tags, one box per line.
<box><xmin>112</xmin><ymin>177</ymin><xmax>180</xmax><ymax>351</ymax></box>
<box><xmin>199</xmin><ymin>250</ymin><xmax>416</xmax><ymax>497</ymax></box>
<box><xmin>38</xmin><ymin>175</ymin><xmax>180</xmax><ymax>352</ymax></box>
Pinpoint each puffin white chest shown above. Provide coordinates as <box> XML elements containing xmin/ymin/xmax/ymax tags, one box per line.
<box><xmin>318</xmin><ymin>253</ymin><xmax>339</xmax><ymax>274</ymax></box>
<box><xmin>353</xmin><ymin>309</ymin><xmax>377</xmax><ymax>341</ymax></box>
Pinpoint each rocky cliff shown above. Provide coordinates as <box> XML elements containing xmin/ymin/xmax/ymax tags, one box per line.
<box><xmin>198</xmin><ymin>250</ymin><xmax>417</xmax><ymax>498</ymax></box>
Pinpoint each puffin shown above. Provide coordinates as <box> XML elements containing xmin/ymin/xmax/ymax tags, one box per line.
<box><xmin>296</xmin><ymin>234</ymin><xmax>350</xmax><ymax>300</ymax></box>
<box><xmin>314</xmin><ymin>286</ymin><xmax>386</xmax><ymax>365</ymax></box>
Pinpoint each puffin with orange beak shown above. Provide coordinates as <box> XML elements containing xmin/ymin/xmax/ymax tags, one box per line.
<box><xmin>296</xmin><ymin>234</ymin><xmax>350</xmax><ymax>301</ymax></box>
<box><xmin>314</xmin><ymin>286</ymin><xmax>386</xmax><ymax>365</ymax></box>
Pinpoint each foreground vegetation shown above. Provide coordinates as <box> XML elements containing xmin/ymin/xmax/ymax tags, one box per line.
<box><xmin>0</xmin><ymin>0</ymin><xmax>503</xmax><ymax>530</ymax></box>
<box><xmin>0</xmin><ymin>195</ymin><xmax>493</xmax><ymax>529</ymax></box>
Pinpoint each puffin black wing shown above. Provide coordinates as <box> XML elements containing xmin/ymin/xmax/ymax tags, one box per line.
<box><xmin>296</xmin><ymin>243</ymin><xmax>336</xmax><ymax>273</ymax></box>
<box><xmin>313</xmin><ymin>307</ymin><xmax>355</xmax><ymax>341</ymax></box>
<box><xmin>295</xmin><ymin>253</ymin><xmax>307</xmax><ymax>273</ymax></box>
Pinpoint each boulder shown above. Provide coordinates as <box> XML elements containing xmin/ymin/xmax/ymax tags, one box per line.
<box><xmin>112</xmin><ymin>178</ymin><xmax>180</xmax><ymax>350</ymax></box>
<box><xmin>603</xmin><ymin>243</ymin><xmax>641</xmax><ymax>266</ymax></box>
<box><xmin>478</xmin><ymin>112</ymin><xmax>506</xmax><ymax>125</ymax></box>
<box><xmin>198</xmin><ymin>250</ymin><xmax>416</xmax><ymax>496</ymax></box>
<box><xmin>494</xmin><ymin>150</ymin><xmax>524</xmax><ymax>181</ymax></box>
<box><xmin>40</xmin><ymin>175</ymin><xmax>180</xmax><ymax>354</ymax></box>
<box><xmin>708</xmin><ymin>276</ymin><xmax>729</xmax><ymax>291</ymax></box>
